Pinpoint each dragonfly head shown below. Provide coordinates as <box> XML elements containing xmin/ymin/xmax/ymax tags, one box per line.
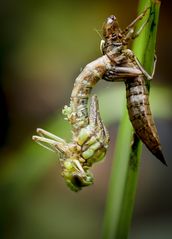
<box><xmin>62</xmin><ymin>158</ymin><xmax>93</xmax><ymax>192</ymax></box>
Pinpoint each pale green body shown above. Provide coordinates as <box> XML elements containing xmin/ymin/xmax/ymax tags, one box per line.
<box><xmin>32</xmin><ymin>53</ymin><xmax>115</xmax><ymax>191</ymax></box>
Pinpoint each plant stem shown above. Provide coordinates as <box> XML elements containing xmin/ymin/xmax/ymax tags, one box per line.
<box><xmin>102</xmin><ymin>1</ymin><xmax>161</xmax><ymax>238</ymax></box>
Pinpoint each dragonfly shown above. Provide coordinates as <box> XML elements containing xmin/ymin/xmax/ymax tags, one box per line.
<box><xmin>32</xmin><ymin>47</ymin><xmax>124</xmax><ymax>191</ymax></box>
<box><xmin>33</xmin><ymin>8</ymin><xmax>166</xmax><ymax>192</ymax></box>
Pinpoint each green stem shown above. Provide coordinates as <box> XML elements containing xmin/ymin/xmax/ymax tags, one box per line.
<box><xmin>102</xmin><ymin>1</ymin><xmax>161</xmax><ymax>238</ymax></box>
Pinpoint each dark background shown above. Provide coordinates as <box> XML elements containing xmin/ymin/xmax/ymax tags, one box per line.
<box><xmin>0</xmin><ymin>1</ymin><xmax>172</xmax><ymax>238</ymax></box>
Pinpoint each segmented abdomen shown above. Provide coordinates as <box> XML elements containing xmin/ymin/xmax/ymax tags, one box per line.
<box><xmin>69</xmin><ymin>56</ymin><xmax>111</xmax><ymax>133</ymax></box>
<box><xmin>125</xmin><ymin>76</ymin><xmax>166</xmax><ymax>164</ymax></box>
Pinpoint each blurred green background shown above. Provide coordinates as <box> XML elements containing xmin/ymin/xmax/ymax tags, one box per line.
<box><xmin>0</xmin><ymin>0</ymin><xmax>172</xmax><ymax>238</ymax></box>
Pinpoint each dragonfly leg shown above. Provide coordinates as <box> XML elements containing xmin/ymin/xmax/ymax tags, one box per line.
<box><xmin>133</xmin><ymin>54</ymin><xmax>157</xmax><ymax>80</ymax></box>
<box><xmin>103</xmin><ymin>66</ymin><xmax>142</xmax><ymax>82</ymax></box>
<box><xmin>36</xmin><ymin>128</ymin><xmax>67</xmax><ymax>143</ymax></box>
<box><xmin>104</xmin><ymin>47</ymin><xmax>156</xmax><ymax>82</ymax></box>
<box><xmin>122</xmin><ymin>48</ymin><xmax>156</xmax><ymax>80</ymax></box>
<box><xmin>122</xmin><ymin>7</ymin><xmax>150</xmax><ymax>42</ymax></box>
<box><xmin>32</xmin><ymin>131</ymin><xmax>67</xmax><ymax>153</ymax></box>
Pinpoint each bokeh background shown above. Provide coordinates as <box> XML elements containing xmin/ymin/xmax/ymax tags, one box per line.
<box><xmin>0</xmin><ymin>0</ymin><xmax>172</xmax><ymax>238</ymax></box>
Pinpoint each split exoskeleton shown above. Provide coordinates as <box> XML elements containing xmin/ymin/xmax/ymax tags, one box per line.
<box><xmin>33</xmin><ymin>8</ymin><xmax>166</xmax><ymax>192</ymax></box>
<box><xmin>101</xmin><ymin>8</ymin><xmax>166</xmax><ymax>166</ymax></box>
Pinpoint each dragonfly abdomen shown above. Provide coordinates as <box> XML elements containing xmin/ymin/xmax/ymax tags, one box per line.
<box><xmin>125</xmin><ymin>76</ymin><xmax>166</xmax><ymax>165</ymax></box>
<box><xmin>69</xmin><ymin>56</ymin><xmax>110</xmax><ymax>132</ymax></box>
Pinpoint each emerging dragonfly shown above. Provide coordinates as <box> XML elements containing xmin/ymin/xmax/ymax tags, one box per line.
<box><xmin>33</xmin><ymin>8</ymin><xmax>166</xmax><ymax>192</ymax></box>
<box><xmin>32</xmin><ymin>48</ymin><xmax>120</xmax><ymax>191</ymax></box>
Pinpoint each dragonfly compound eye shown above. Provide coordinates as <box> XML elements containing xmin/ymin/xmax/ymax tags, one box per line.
<box><xmin>69</xmin><ymin>173</ymin><xmax>93</xmax><ymax>191</ymax></box>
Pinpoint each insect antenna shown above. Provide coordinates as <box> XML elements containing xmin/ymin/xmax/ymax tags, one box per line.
<box><xmin>94</xmin><ymin>28</ymin><xmax>103</xmax><ymax>40</ymax></box>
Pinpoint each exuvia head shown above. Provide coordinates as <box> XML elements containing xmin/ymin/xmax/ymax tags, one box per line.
<box><xmin>102</xmin><ymin>15</ymin><xmax>121</xmax><ymax>39</ymax></box>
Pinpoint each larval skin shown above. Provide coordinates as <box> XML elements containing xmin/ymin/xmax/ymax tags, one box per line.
<box><xmin>102</xmin><ymin>12</ymin><xmax>166</xmax><ymax>165</ymax></box>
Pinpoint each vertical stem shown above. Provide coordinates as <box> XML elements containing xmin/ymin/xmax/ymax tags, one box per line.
<box><xmin>102</xmin><ymin>1</ymin><xmax>161</xmax><ymax>238</ymax></box>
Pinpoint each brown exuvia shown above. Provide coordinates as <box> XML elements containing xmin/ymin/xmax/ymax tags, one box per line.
<box><xmin>102</xmin><ymin>8</ymin><xmax>167</xmax><ymax>165</ymax></box>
